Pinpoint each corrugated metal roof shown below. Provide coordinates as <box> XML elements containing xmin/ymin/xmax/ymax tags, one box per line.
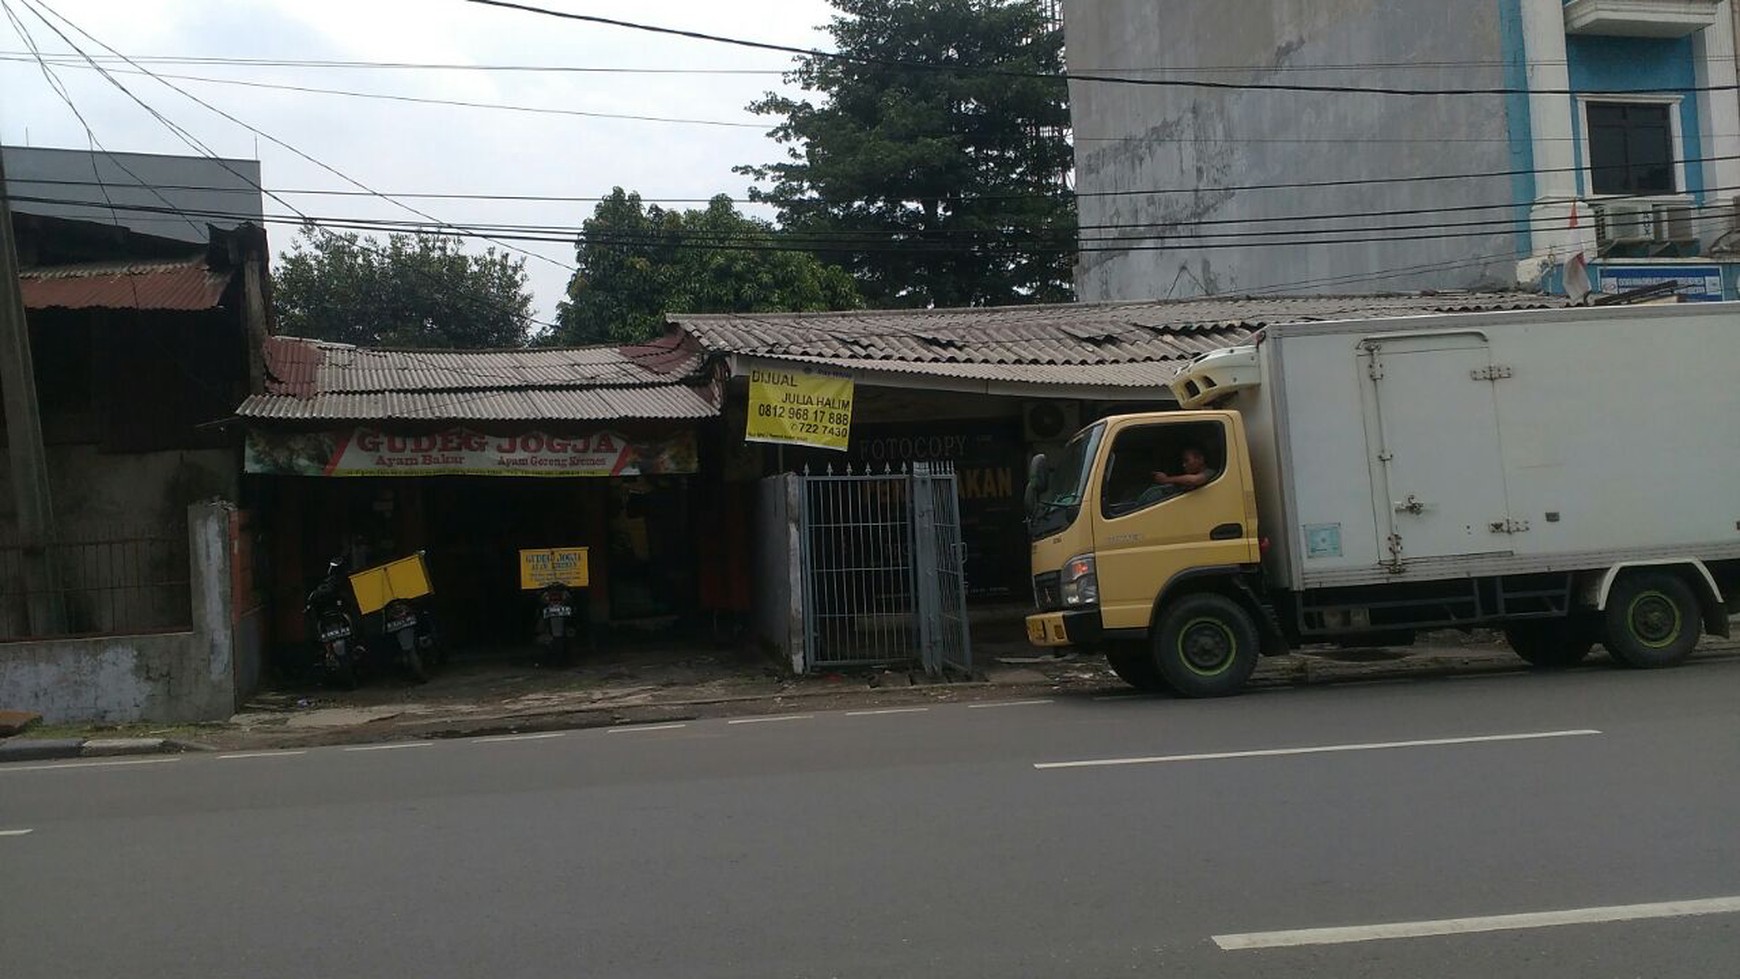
<box><xmin>247</xmin><ymin>335</ymin><xmax>716</xmax><ymax>423</ymax></box>
<box><xmin>237</xmin><ymin>386</ymin><xmax>717</xmax><ymax>422</ymax></box>
<box><xmin>263</xmin><ymin>336</ymin><xmax>700</xmax><ymax>396</ymax></box>
<box><xmin>668</xmin><ymin>293</ymin><xmax>1568</xmax><ymax>369</ymax></box>
<box><xmin>736</xmin><ymin>355</ymin><xmax>1191</xmax><ymax>389</ymax></box>
<box><xmin>19</xmin><ymin>257</ymin><xmax>232</xmax><ymax>311</ymax></box>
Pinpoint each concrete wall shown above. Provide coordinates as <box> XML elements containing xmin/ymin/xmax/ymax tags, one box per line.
<box><xmin>751</xmin><ymin>474</ymin><xmax>805</xmax><ymax>673</ymax></box>
<box><xmin>0</xmin><ymin>502</ymin><xmax>250</xmax><ymax>724</ymax></box>
<box><xmin>2</xmin><ymin>145</ymin><xmax>264</xmax><ymax>244</ymax></box>
<box><xmin>1064</xmin><ymin>0</ymin><xmax>1521</xmax><ymax>300</ymax></box>
<box><xmin>0</xmin><ymin>445</ymin><xmax>237</xmax><ymax>535</ymax></box>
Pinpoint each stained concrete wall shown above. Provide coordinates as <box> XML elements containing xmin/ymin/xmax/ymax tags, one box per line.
<box><xmin>751</xmin><ymin>474</ymin><xmax>805</xmax><ymax>673</ymax></box>
<box><xmin>2</xmin><ymin>145</ymin><xmax>264</xmax><ymax>245</ymax></box>
<box><xmin>0</xmin><ymin>445</ymin><xmax>237</xmax><ymax>535</ymax></box>
<box><xmin>1064</xmin><ymin>0</ymin><xmax>1522</xmax><ymax>301</ymax></box>
<box><xmin>0</xmin><ymin>502</ymin><xmax>251</xmax><ymax>724</ymax></box>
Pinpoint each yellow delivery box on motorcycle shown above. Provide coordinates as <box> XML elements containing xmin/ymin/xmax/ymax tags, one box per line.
<box><xmin>348</xmin><ymin>552</ymin><xmax>434</xmax><ymax>615</ymax></box>
<box><xmin>519</xmin><ymin>547</ymin><xmax>589</xmax><ymax>590</ymax></box>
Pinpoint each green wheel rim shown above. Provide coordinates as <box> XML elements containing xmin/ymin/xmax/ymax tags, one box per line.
<box><xmin>1177</xmin><ymin>617</ymin><xmax>1237</xmax><ymax>676</ymax></box>
<box><xmin>1626</xmin><ymin>590</ymin><xmax>1682</xmax><ymax>649</ymax></box>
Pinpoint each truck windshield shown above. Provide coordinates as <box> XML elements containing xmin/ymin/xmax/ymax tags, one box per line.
<box><xmin>1028</xmin><ymin>423</ymin><xmax>1103</xmax><ymax>539</ymax></box>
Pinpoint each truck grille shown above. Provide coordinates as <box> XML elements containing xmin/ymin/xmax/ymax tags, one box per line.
<box><xmin>1033</xmin><ymin>571</ymin><xmax>1063</xmax><ymax>611</ymax></box>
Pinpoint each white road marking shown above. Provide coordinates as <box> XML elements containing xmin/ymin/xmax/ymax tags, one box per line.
<box><xmin>343</xmin><ymin>742</ymin><xmax>433</xmax><ymax>752</ymax></box>
<box><xmin>844</xmin><ymin>707</ymin><xmax>930</xmax><ymax>716</ymax></box>
<box><xmin>218</xmin><ymin>750</ymin><xmax>308</xmax><ymax>760</ymax></box>
<box><xmin>1034</xmin><ymin>729</ymin><xmax>1602</xmax><ymax>770</ymax></box>
<box><xmin>967</xmin><ymin>699</ymin><xmax>1054</xmax><ymax>709</ymax></box>
<box><xmin>474</xmin><ymin>732</ymin><xmax>565</xmax><ymax>743</ymax></box>
<box><xmin>0</xmin><ymin>828</ymin><xmax>34</xmax><ymax>836</ymax></box>
<box><xmin>727</xmin><ymin>715</ymin><xmax>815</xmax><ymax>725</ymax></box>
<box><xmin>1213</xmin><ymin>895</ymin><xmax>1740</xmax><ymax>950</ymax></box>
<box><xmin>606</xmin><ymin>723</ymin><xmax>688</xmax><ymax>734</ymax></box>
<box><xmin>0</xmin><ymin>757</ymin><xmax>182</xmax><ymax>773</ymax></box>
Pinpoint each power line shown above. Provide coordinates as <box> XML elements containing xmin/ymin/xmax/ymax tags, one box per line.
<box><xmin>9</xmin><ymin>54</ymin><xmax>1727</xmax><ymax>146</ymax></box>
<box><xmin>467</xmin><ymin>0</ymin><xmax>1740</xmax><ymax>99</ymax></box>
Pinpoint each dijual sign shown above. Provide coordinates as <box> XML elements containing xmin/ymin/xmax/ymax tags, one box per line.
<box><xmin>245</xmin><ymin>428</ymin><xmax>698</xmax><ymax>477</ymax></box>
<box><xmin>744</xmin><ymin>366</ymin><xmax>854</xmax><ymax>451</ymax></box>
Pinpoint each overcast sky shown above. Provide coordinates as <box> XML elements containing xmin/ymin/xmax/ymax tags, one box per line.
<box><xmin>0</xmin><ymin>0</ymin><xmax>836</xmax><ymax>325</ymax></box>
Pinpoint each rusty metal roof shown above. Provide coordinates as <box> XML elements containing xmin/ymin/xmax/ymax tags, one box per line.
<box><xmin>243</xmin><ymin>335</ymin><xmax>716</xmax><ymax>423</ymax></box>
<box><xmin>19</xmin><ymin>257</ymin><xmax>232</xmax><ymax>311</ymax></box>
<box><xmin>668</xmin><ymin>293</ymin><xmax>1568</xmax><ymax>385</ymax></box>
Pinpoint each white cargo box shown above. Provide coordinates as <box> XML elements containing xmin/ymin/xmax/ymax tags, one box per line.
<box><xmin>1208</xmin><ymin>303</ymin><xmax>1740</xmax><ymax>590</ymax></box>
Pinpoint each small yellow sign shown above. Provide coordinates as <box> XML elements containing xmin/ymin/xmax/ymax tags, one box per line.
<box><xmin>744</xmin><ymin>366</ymin><xmax>854</xmax><ymax>451</ymax></box>
<box><xmin>519</xmin><ymin>547</ymin><xmax>590</xmax><ymax>590</ymax></box>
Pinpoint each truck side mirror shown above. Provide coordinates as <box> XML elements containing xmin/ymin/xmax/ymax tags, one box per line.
<box><xmin>1024</xmin><ymin>453</ymin><xmax>1050</xmax><ymax>513</ymax></box>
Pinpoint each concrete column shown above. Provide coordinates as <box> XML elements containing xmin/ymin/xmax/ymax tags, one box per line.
<box><xmin>188</xmin><ymin>500</ymin><xmax>237</xmax><ymax>719</ymax></box>
<box><xmin>1518</xmin><ymin>0</ymin><xmax>1597</xmax><ymax>279</ymax></box>
<box><xmin>1696</xmin><ymin>3</ymin><xmax>1740</xmax><ymax>241</ymax></box>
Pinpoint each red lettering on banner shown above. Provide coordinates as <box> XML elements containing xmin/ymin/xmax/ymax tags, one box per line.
<box><xmin>595</xmin><ymin>433</ymin><xmax>616</xmax><ymax>453</ymax></box>
<box><xmin>410</xmin><ymin>434</ymin><xmax>437</xmax><ymax>454</ymax></box>
<box><xmin>357</xmin><ymin>431</ymin><xmax>382</xmax><ymax>452</ymax></box>
<box><xmin>495</xmin><ymin>435</ymin><xmax>517</xmax><ymax>453</ymax></box>
<box><xmin>521</xmin><ymin>434</ymin><xmax>545</xmax><ymax>454</ymax></box>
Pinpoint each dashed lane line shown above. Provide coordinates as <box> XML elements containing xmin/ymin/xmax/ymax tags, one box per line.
<box><xmin>474</xmin><ymin>732</ymin><xmax>566</xmax><ymax>744</ymax></box>
<box><xmin>218</xmin><ymin>751</ymin><xmax>308</xmax><ymax>760</ymax></box>
<box><xmin>1035</xmin><ymin>729</ymin><xmax>1603</xmax><ymax>770</ymax></box>
<box><xmin>844</xmin><ymin>707</ymin><xmax>930</xmax><ymax>717</ymax></box>
<box><xmin>0</xmin><ymin>757</ymin><xmax>182</xmax><ymax>773</ymax></box>
<box><xmin>606</xmin><ymin>723</ymin><xmax>689</xmax><ymax>734</ymax></box>
<box><xmin>727</xmin><ymin>715</ymin><xmax>815</xmax><ymax>725</ymax></box>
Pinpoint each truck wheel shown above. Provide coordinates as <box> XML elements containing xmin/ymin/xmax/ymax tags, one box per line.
<box><xmin>1503</xmin><ymin>619</ymin><xmax>1594</xmax><ymax>669</ymax></box>
<box><xmin>1604</xmin><ymin>572</ymin><xmax>1701</xmax><ymax>669</ymax></box>
<box><xmin>1106</xmin><ymin>647</ymin><xmax>1169</xmax><ymax>693</ymax></box>
<box><xmin>1153</xmin><ymin>594</ymin><xmax>1260</xmax><ymax>698</ymax></box>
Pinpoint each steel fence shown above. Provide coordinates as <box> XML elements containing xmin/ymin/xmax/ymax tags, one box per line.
<box><xmin>797</xmin><ymin>462</ymin><xmax>971</xmax><ymax>675</ymax></box>
<box><xmin>0</xmin><ymin>526</ymin><xmax>191</xmax><ymax>640</ymax></box>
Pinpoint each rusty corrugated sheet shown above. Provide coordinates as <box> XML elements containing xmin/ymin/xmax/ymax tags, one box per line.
<box><xmin>263</xmin><ymin>337</ymin><xmax>698</xmax><ymax>393</ymax></box>
<box><xmin>19</xmin><ymin>258</ymin><xmax>232</xmax><ymax>311</ymax></box>
<box><xmin>236</xmin><ymin>385</ymin><xmax>717</xmax><ymax>422</ymax></box>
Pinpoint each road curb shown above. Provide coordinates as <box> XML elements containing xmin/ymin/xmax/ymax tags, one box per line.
<box><xmin>80</xmin><ymin>737</ymin><xmax>170</xmax><ymax>758</ymax></box>
<box><xmin>0</xmin><ymin>737</ymin><xmax>86</xmax><ymax>762</ymax></box>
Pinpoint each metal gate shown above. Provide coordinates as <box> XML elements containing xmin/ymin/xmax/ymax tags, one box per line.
<box><xmin>797</xmin><ymin>462</ymin><xmax>972</xmax><ymax>675</ymax></box>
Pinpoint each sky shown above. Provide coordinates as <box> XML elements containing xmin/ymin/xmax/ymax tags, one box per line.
<box><xmin>0</xmin><ymin>0</ymin><xmax>837</xmax><ymax>325</ymax></box>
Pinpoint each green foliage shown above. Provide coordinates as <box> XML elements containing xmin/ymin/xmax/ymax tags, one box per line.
<box><xmin>556</xmin><ymin>189</ymin><xmax>861</xmax><ymax>345</ymax></box>
<box><xmin>738</xmin><ymin>0</ymin><xmax>1076</xmax><ymax>308</ymax></box>
<box><xmin>273</xmin><ymin>226</ymin><xmax>534</xmax><ymax>348</ymax></box>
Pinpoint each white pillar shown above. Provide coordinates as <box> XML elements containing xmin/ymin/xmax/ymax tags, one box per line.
<box><xmin>1517</xmin><ymin>0</ymin><xmax>1595</xmax><ymax>280</ymax></box>
<box><xmin>1696</xmin><ymin>2</ymin><xmax>1740</xmax><ymax>241</ymax></box>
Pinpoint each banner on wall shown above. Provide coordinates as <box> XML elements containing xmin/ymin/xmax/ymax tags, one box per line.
<box><xmin>244</xmin><ymin>428</ymin><xmax>698</xmax><ymax>477</ymax></box>
<box><xmin>743</xmin><ymin>365</ymin><xmax>854</xmax><ymax>451</ymax></box>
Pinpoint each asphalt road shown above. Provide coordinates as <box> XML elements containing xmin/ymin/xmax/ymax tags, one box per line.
<box><xmin>5</xmin><ymin>659</ymin><xmax>1739</xmax><ymax>978</ymax></box>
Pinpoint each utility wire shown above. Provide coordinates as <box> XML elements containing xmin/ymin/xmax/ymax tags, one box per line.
<box><xmin>466</xmin><ymin>0</ymin><xmax>1740</xmax><ymax>98</ymax></box>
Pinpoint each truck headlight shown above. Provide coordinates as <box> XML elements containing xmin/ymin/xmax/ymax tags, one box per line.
<box><xmin>1061</xmin><ymin>555</ymin><xmax>1098</xmax><ymax>606</ymax></box>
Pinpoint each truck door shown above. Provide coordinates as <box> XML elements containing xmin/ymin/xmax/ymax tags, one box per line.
<box><xmin>1360</xmin><ymin>333</ymin><xmax>1512</xmax><ymax>568</ymax></box>
<box><xmin>1090</xmin><ymin>416</ymin><xmax>1257</xmax><ymax>632</ymax></box>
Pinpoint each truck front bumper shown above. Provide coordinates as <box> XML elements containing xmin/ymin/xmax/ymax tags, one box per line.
<box><xmin>1025</xmin><ymin>610</ymin><xmax>1102</xmax><ymax>648</ymax></box>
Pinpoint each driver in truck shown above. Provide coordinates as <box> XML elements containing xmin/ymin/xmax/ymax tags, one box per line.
<box><xmin>1148</xmin><ymin>445</ymin><xmax>1216</xmax><ymax>500</ymax></box>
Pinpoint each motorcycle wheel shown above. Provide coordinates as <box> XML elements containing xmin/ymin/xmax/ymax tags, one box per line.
<box><xmin>404</xmin><ymin>647</ymin><xmax>428</xmax><ymax>684</ymax></box>
<box><xmin>328</xmin><ymin>658</ymin><xmax>357</xmax><ymax>691</ymax></box>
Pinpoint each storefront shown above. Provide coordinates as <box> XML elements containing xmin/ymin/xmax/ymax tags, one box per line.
<box><xmin>236</xmin><ymin>338</ymin><xmax>723</xmax><ymax>651</ymax></box>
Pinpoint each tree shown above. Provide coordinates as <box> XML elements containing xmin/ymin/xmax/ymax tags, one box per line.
<box><xmin>738</xmin><ymin>0</ymin><xmax>1075</xmax><ymax>309</ymax></box>
<box><xmin>274</xmin><ymin>226</ymin><xmax>534</xmax><ymax>348</ymax></box>
<box><xmin>556</xmin><ymin>189</ymin><xmax>861</xmax><ymax>345</ymax></box>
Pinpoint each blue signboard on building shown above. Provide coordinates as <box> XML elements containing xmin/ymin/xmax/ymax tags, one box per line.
<box><xmin>1596</xmin><ymin>264</ymin><xmax>1725</xmax><ymax>302</ymax></box>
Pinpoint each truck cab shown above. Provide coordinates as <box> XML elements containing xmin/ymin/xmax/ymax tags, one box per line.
<box><xmin>1026</xmin><ymin>409</ymin><xmax>1269</xmax><ymax>696</ymax></box>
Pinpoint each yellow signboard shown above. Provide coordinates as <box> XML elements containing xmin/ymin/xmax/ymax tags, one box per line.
<box><xmin>744</xmin><ymin>366</ymin><xmax>854</xmax><ymax>451</ymax></box>
<box><xmin>519</xmin><ymin>547</ymin><xmax>590</xmax><ymax>590</ymax></box>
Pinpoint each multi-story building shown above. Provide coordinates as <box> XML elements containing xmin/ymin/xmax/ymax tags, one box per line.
<box><xmin>1064</xmin><ymin>0</ymin><xmax>1740</xmax><ymax>302</ymax></box>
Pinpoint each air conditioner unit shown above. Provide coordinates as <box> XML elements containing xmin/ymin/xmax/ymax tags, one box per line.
<box><xmin>1022</xmin><ymin>401</ymin><xmax>1080</xmax><ymax>443</ymax></box>
<box><xmin>1596</xmin><ymin>200</ymin><xmax>1657</xmax><ymax>246</ymax></box>
<box><xmin>1652</xmin><ymin>202</ymin><xmax>1696</xmax><ymax>242</ymax></box>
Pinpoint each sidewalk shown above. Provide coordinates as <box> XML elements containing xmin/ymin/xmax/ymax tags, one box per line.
<box><xmin>7</xmin><ymin>632</ymin><xmax>1738</xmax><ymax>757</ymax></box>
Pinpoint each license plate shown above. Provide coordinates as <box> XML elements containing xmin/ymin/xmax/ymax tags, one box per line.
<box><xmin>543</xmin><ymin>605</ymin><xmax>572</xmax><ymax>619</ymax></box>
<box><xmin>385</xmin><ymin>614</ymin><xmax>416</xmax><ymax>633</ymax></box>
<box><xmin>320</xmin><ymin>626</ymin><xmax>351</xmax><ymax>641</ymax></box>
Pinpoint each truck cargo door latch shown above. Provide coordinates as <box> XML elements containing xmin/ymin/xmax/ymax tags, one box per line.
<box><xmin>1470</xmin><ymin>365</ymin><xmax>1514</xmax><ymax>381</ymax></box>
<box><xmin>1392</xmin><ymin>494</ymin><xmax>1428</xmax><ymax>515</ymax></box>
<box><xmin>1489</xmin><ymin>519</ymin><xmax>1531</xmax><ymax>534</ymax></box>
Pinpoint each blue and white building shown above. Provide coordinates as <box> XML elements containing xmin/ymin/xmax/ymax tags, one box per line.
<box><xmin>1063</xmin><ymin>0</ymin><xmax>1740</xmax><ymax>302</ymax></box>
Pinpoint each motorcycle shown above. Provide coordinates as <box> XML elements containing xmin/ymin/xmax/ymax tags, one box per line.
<box><xmin>305</xmin><ymin>556</ymin><xmax>365</xmax><ymax>689</ymax></box>
<box><xmin>537</xmin><ymin>581</ymin><xmax>577</xmax><ymax>666</ymax></box>
<box><xmin>379</xmin><ymin>551</ymin><xmax>443</xmax><ymax>683</ymax></box>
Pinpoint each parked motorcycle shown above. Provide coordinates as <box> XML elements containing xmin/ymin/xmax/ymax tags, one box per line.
<box><xmin>378</xmin><ymin>551</ymin><xmax>443</xmax><ymax>683</ymax></box>
<box><xmin>305</xmin><ymin>556</ymin><xmax>364</xmax><ymax>689</ymax></box>
<box><xmin>537</xmin><ymin>581</ymin><xmax>576</xmax><ymax>666</ymax></box>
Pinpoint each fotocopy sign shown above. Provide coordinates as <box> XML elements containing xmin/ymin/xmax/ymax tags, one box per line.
<box><xmin>245</xmin><ymin>428</ymin><xmax>698</xmax><ymax>477</ymax></box>
<box><xmin>1596</xmin><ymin>264</ymin><xmax>1724</xmax><ymax>301</ymax></box>
<box><xmin>744</xmin><ymin>364</ymin><xmax>855</xmax><ymax>451</ymax></box>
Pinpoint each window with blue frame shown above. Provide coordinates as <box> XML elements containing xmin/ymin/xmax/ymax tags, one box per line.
<box><xmin>1586</xmin><ymin>102</ymin><xmax>1676</xmax><ymax>195</ymax></box>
